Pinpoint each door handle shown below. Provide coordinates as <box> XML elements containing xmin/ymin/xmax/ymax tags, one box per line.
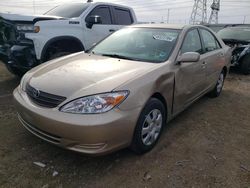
<box><xmin>218</xmin><ymin>52</ymin><xmax>224</xmax><ymax>57</ymax></box>
<box><xmin>202</xmin><ymin>61</ymin><xmax>207</xmax><ymax>69</ymax></box>
<box><xmin>109</xmin><ymin>29</ymin><xmax>116</xmax><ymax>32</ymax></box>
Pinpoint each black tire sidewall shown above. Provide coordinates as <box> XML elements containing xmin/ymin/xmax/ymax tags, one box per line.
<box><xmin>208</xmin><ymin>71</ymin><xmax>225</xmax><ymax>98</ymax></box>
<box><xmin>131</xmin><ymin>98</ymin><xmax>166</xmax><ymax>154</ymax></box>
<box><xmin>240</xmin><ymin>55</ymin><xmax>250</xmax><ymax>75</ymax></box>
<box><xmin>5</xmin><ymin>65</ymin><xmax>24</xmax><ymax>77</ymax></box>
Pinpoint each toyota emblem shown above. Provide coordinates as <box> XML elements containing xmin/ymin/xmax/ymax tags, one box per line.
<box><xmin>32</xmin><ymin>88</ymin><xmax>40</xmax><ymax>98</ymax></box>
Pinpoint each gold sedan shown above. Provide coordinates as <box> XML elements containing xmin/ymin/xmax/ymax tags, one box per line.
<box><xmin>13</xmin><ymin>24</ymin><xmax>231</xmax><ymax>155</ymax></box>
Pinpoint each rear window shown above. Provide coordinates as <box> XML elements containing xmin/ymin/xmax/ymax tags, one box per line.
<box><xmin>45</xmin><ymin>3</ymin><xmax>90</xmax><ymax>18</ymax></box>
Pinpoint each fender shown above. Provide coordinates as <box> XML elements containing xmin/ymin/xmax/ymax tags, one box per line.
<box><xmin>41</xmin><ymin>36</ymin><xmax>85</xmax><ymax>62</ymax></box>
<box><xmin>238</xmin><ymin>45</ymin><xmax>250</xmax><ymax>63</ymax></box>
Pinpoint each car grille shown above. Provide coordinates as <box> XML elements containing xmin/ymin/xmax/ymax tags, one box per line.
<box><xmin>18</xmin><ymin>114</ymin><xmax>61</xmax><ymax>144</ymax></box>
<box><xmin>26</xmin><ymin>84</ymin><xmax>66</xmax><ymax>108</ymax></box>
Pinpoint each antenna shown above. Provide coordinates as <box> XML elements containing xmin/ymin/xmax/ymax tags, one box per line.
<box><xmin>208</xmin><ymin>0</ymin><xmax>220</xmax><ymax>24</ymax></box>
<box><xmin>190</xmin><ymin>0</ymin><xmax>207</xmax><ymax>24</ymax></box>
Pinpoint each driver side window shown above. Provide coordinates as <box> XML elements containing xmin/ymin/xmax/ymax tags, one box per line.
<box><xmin>181</xmin><ymin>29</ymin><xmax>202</xmax><ymax>54</ymax></box>
<box><xmin>86</xmin><ymin>6</ymin><xmax>112</xmax><ymax>24</ymax></box>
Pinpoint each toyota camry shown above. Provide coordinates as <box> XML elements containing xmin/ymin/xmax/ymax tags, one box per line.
<box><xmin>13</xmin><ymin>24</ymin><xmax>231</xmax><ymax>155</ymax></box>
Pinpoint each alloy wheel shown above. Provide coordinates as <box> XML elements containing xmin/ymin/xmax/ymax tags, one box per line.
<box><xmin>216</xmin><ymin>73</ymin><xmax>224</xmax><ymax>93</ymax></box>
<box><xmin>141</xmin><ymin>109</ymin><xmax>163</xmax><ymax>146</ymax></box>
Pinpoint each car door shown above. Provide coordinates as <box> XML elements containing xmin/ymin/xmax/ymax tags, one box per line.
<box><xmin>173</xmin><ymin>28</ymin><xmax>207</xmax><ymax>113</ymax></box>
<box><xmin>199</xmin><ymin>28</ymin><xmax>225</xmax><ymax>90</ymax></box>
<box><xmin>84</xmin><ymin>5</ymin><xmax>114</xmax><ymax>49</ymax></box>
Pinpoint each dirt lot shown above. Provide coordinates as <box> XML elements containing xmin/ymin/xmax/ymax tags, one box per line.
<box><xmin>0</xmin><ymin>62</ymin><xmax>249</xmax><ymax>188</ymax></box>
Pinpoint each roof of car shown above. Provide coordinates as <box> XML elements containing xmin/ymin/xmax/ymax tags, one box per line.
<box><xmin>130</xmin><ymin>24</ymin><xmax>186</xmax><ymax>29</ymax></box>
<box><xmin>224</xmin><ymin>26</ymin><xmax>250</xmax><ymax>29</ymax></box>
<box><xmin>90</xmin><ymin>2</ymin><xmax>132</xmax><ymax>10</ymax></box>
<box><xmin>61</xmin><ymin>2</ymin><xmax>133</xmax><ymax>10</ymax></box>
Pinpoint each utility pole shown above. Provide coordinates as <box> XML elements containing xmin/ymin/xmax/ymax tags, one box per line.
<box><xmin>208</xmin><ymin>0</ymin><xmax>220</xmax><ymax>24</ymax></box>
<box><xmin>190</xmin><ymin>0</ymin><xmax>207</xmax><ymax>24</ymax></box>
<box><xmin>243</xmin><ymin>16</ymin><xmax>246</xmax><ymax>24</ymax></box>
<box><xmin>167</xmin><ymin>9</ymin><xmax>170</xmax><ymax>23</ymax></box>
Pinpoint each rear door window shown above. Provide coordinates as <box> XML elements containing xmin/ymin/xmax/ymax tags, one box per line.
<box><xmin>181</xmin><ymin>29</ymin><xmax>202</xmax><ymax>54</ymax></box>
<box><xmin>200</xmin><ymin>29</ymin><xmax>221</xmax><ymax>52</ymax></box>
<box><xmin>113</xmin><ymin>7</ymin><xmax>133</xmax><ymax>25</ymax></box>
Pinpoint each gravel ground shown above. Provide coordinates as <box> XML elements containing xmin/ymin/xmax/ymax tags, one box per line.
<box><xmin>0</xmin><ymin>62</ymin><xmax>249</xmax><ymax>188</ymax></box>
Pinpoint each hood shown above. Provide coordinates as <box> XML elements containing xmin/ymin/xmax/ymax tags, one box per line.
<box><xmin>27</xmin><ymin>52</ymin><xmax>157</xmax><ymax>99</ymax></box>
<box><xmin>0</xmin><ymin>13</ymin><xmax>63</xmax><ymax>23</ymax></box>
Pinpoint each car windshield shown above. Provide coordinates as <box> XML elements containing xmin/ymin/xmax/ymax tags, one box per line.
<box><xmin>91</xmin><ymin>27</ymin><xmax>180</xmax><ymax>63</ymax></box>
<box><xmin>217</xmin><ymin>27</ymin><xmax>250</xmax><ymax>41</ymax></box>
<box><xmin>44</xmin><ymin>3</ymin><xmax>90</xmax><ymax>18</ymax></box>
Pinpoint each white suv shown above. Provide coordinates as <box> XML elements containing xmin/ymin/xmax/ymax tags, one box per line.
<box><xmin>0</xmin><ymin>2</ymin><xmax>137</xmax><ymax>76</ymax></box>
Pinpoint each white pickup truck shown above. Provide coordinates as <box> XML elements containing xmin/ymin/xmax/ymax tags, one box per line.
<box><xmin>0</xmin><ymin>2</ymin><xmax>137</xmax><ymax>76</ymax></box>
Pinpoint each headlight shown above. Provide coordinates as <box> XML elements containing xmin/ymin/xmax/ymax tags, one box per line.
<box><xmin>16</xmin><ymin>25</ymin><xmax>40</xmax><ymax>33</ymax></box>
<box><xmin>60</xmin><ymin>91</ymin><xmax>129</xmax><ymax>114</ymax></box>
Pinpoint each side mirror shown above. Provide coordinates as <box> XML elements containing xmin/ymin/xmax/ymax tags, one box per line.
<box><xmin>86</xmin><ymin>15</ymin><xmax>102</xmax><ymax>29</ymax></box>
<box><xmin>177</xmin><ymin>52</ymin><xmax>200</xmax><ymax>63</ymax></box>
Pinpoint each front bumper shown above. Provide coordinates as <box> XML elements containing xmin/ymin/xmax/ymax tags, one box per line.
<box><xmin>13</xmin><ymin>86</ymin><xmax>141</xmax><ymax>155</ymax></box>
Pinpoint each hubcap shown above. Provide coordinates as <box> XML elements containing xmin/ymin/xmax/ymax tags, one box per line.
<box><xmin>216</xmin><ymin>73</ymin><xmax>224</xmax><ymax>93</ymax></box>
<box><xmin>141</xmin><ymin>109</ymin><xmax>163</xmax><ymax>146</ymax></box>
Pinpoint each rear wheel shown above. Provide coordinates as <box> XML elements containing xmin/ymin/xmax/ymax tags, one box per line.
<box><xmin>240</xmin><ymin>55</ymin><xmax>250</xmax><ymax>75</ymax></box>
<box><xmin>131</xmin><ymin>98</ymin><xmax>166</xmax><ymax>154</ymax></box>
<box><xmin>208</xmin><ymin>70</ymin><xmax>225</xmax><ymax>98</ymax></box>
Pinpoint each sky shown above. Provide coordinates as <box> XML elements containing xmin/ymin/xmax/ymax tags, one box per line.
<box><xmin>0</xmin><ymin>0</ymin><xmax>250</xmax><ymax>24</ymax></box>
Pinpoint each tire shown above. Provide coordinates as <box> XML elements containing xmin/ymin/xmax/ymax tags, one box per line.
<box><xmin>208</xmin><ymin>70</ymin><xmax>225</xmax><ymax>98</ymax></box>
<box><xmin>5</xmin><ymin>65</ymin><xmax>24</xmax><ymax>78</ymax></box>
<box><xmin>240</xmin><ymin>55</ymin><xmax>250</xmax><ymax>75</ymax></box>
<box><xmin>131</xmin><ymin>98</ymin><xmax>166</xmax><ymax>154</ymax></box>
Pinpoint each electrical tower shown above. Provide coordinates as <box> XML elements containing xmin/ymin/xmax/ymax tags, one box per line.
<box><xmin>190</xmin><ymin>0</ymin><xmax>207</xmax><ymax>24</ymax></box>
<box><xmin>208</xmin><ymin>0</ymin><xmax>220</xmax><ymax>24</ymax></box>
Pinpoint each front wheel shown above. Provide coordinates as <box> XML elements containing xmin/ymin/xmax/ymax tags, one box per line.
<box><xmin>208</xmin><ymin>71</ymin><xmax>225</xmax><ymax>98</ymax></box>
<box><xmin>240</xmin><ymin>55</ymin><xmax>250</xmax><ymax>75</ymax></box>
<box><xmin>130</xmin><ymin>98</ymin><xmax>166</xmax><ymax>154</ymax></box>
<box><xmin>5</xmin><ymin>64</ymin><xmax>24</xmax><ymax>77</ymax></box>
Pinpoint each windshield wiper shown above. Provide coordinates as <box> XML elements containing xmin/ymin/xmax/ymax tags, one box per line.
<box><xmin>101</xmin><ymin>53</ymin><xmax>141</xmax><ymax>61</ymax></box>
